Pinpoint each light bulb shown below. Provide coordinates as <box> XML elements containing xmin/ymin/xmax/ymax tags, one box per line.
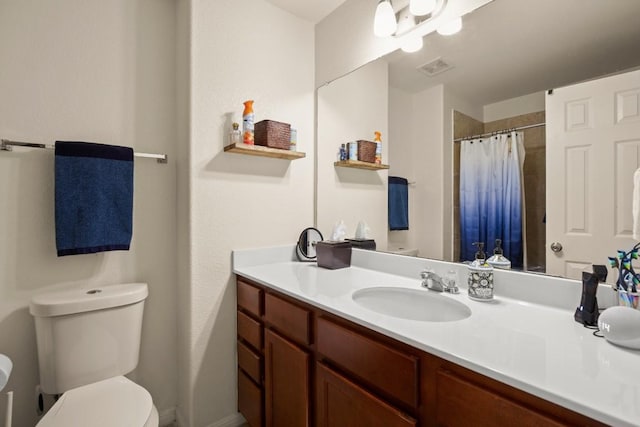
<box><xmin>401</xmin><ymin>35</ymin><xmax>423</xmax><ymax>53</ymax></box>
<box><xmin>374</xmin><ymin>0</ymin><xmax>397</xmax><ymax>37</ymax></box>
<box><xmin>437</xmin><ymin>16</ymin><xmax>462</xmax><ymax>35</ymax></box>
<box><xmin>410</xmin><ymin>0</ymin><xmax>437</xmax><ymax>17</ymax></box>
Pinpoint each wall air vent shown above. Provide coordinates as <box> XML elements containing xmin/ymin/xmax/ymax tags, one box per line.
<box><xmin>417</xmin><ymin>57</ymin><xmax>453</xmax><ymax>77</ymax></box>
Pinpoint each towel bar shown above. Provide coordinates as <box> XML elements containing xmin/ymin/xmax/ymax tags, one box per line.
<box><xmin>1</xmin><ymin>139</ymin><xmax>168</xmax><ymax>164</ymax></box>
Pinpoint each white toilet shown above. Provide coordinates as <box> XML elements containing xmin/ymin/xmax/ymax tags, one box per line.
<box><xmin>29</xmin><ymin>283</ymin><xmax>159</xmax><ymax>427</ymax></box>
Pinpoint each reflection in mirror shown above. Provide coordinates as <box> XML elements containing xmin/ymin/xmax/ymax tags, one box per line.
<box><xmin>296</xmin><ymin>228</ymin><xmax>324</xmax><ymax>261</ymax></box>
<box><xmin>316</xmin><ymin>0</ymin><xmax>640</xmax><ymax>281</ymax></box>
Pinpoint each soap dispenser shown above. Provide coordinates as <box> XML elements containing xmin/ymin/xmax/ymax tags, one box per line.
<box><xmin>486</xmin><ymin>239</ymin><xmax>511</xmax><ymax>270</ymax></box>
<box><xmin>470</xmin><ymin>242</ymin><xmax>486</xmax><ymax>267</ymax></box>
<box><xmin>467</xmin><ymin>242</ymin><xmax>494</xmax><ymax>301</ymax></box>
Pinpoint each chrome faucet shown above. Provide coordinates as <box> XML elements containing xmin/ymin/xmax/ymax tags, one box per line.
<box><xmin>421</xmin><ymin>269</ymin><xmax>444</xmax><ymax>292</ymax></box>
<box><xmin>421</xmin><ymin>269</ymin><xmax>460</xmax><ymax>294</ymax></box>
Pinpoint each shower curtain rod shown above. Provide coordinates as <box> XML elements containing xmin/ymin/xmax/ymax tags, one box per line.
<box><xmin>453</xmin><ymin>122</ymin><xmax>545</xmax><ymax>143</ymax></box>
<box><xmin>0</xmin><ymin>139</ymin><xmax>168</xmax><ymax>163</ymax></box>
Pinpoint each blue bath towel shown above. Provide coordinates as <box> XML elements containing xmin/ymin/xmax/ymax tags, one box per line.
<box><xmin>388</xmin><ymin>176</ymin><xmax>409</xmax><ymax>230</ymax></box>
<box><xmin>55</xmin><ymin>141</ymin><xmax>134</xmax><ymax>256</ymax></box>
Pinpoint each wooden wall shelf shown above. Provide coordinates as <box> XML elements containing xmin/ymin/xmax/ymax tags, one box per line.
<box><xmin>224</xmin><ymin>143</ymin><xmax>305</xmax><ymax>160</ymax></box>
<box><xmin>334</xmin><ymin>160</ymin><xmax>389</xmax><ymax>170</ymax></box>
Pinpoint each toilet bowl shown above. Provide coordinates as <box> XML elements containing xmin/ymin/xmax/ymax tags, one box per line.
<box><xmin>37</xmin><ymin>376</ymin><xmax>158</xmax><ymax>427</ymax></box>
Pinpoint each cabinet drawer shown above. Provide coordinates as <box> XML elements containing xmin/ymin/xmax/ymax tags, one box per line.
<box><xmin>316</xmin><ymin>317</ymin><xmax>419</xmax><ymax>408</ymax></box>
<box><xmin>264</xmin><ymin>293</ymin><xmax>311</xmax><ymax>345</ymax></box>
<box><xmin>238</xmin><ymin>370</ymin><xmax>263</xmax><ymax>427</ymax></box>
<box><xmin>238</xmin><ymin>279</ymin><xmax>263</xmax><ymax>317</ymax></box>
<box><xmin>435</xmin><ymin>369</ymin><xmax>564</xmax><ymax>427</ymax></box>
<box><xmin>316</xmin><ymin>363</ymin><xmax>416</xmax><ymax>427</ymax></box>
<box><xmin>238</xmin><ymin>310</ymin><xmax>262</xmax><ymax>351</ymax></box>
<box><xmin>238</xmin><ymin>340</ymin><xmax>262</xmax><ymax>385</ymax></box>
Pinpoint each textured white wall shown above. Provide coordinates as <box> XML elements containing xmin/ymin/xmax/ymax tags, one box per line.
<box><xmin>388</xmin><ymin>87</ymin><xmax>417</xmax><ymax>252</ymax></box>
<box><xmin>315</xmin><ymin>0</ymin><xmax>396</xmax><ymax>87</ymax></box>
<box><xmin>483</xmin><ymin>91</ymin><xmax>545</xmax><ymax>122</ymax></box>
<box><xmin>317</xmin><ymin>59</ymin><xmax>389</xmax><ymax>247</ymax></box>
<box><xmin>185</xmin><ymin>0</ymin><xmax>315</xmax><ymax>425</ymax></box>
<box><xmin>410</xmin><ymin>86</ymin><xmax>445</xmax><ymax>259</ymax></box>
<box><xmin>0</xmin><ymin>0</ymin><xmax>178</xmax><ymax>425</ymax></box>
<box><xmin>176</xmin><ymin>0</ymin><xmax>192</xmax><ymax>424</ymax></box>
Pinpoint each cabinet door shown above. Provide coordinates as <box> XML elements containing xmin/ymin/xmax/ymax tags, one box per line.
<box><xmin>316</xmin><ymin>363</ymin><xmax>416</xmax><ymax>427</ymax></box>
<box><xmin>264</xmin><ymin>328</ymin><xmax>310</xmax><ymax>427</ymax></box>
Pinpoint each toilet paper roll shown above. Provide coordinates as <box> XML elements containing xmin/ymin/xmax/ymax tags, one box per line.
<box><xmin>0</xmin><ymin>354</ymin><xmax>13</xmax><ymax>391</ymax></box>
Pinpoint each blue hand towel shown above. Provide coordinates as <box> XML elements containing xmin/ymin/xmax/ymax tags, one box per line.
<box><xmin>55</xmin><ymin>141</ymin><xmax>134</xmax><ymax>256</ymax></box>
<box><xmin>388</xmin><ymin>176</ymin><xmax>409</xmax><ymax>230</ymax></box>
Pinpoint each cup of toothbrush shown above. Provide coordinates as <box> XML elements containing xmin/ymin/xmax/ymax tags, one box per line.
<box><xmin>618</xmin><ymin>289</ymin><xmax>640</xmax><ymax>310</ymax></box>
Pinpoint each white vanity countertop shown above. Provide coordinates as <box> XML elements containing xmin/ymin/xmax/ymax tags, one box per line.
<box><xmin>233</xmin><ymin>245</ymin><xmax>640</xmax><ymax>427</ymax></box>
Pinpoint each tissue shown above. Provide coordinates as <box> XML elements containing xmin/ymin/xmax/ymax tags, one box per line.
<box><xmin>355</xmin><ymin>220</ymin><xmax>371</xmax><ymax>239</ymax></box>
<box><xmin>0</xmin><ymin>354</ymin><xmax>12</xmax><ymax>391</ymax></box>
<box><xmin>330</xmin><ymin>220</ymin><xmax>347</xmax><ymax>241</ymax></box>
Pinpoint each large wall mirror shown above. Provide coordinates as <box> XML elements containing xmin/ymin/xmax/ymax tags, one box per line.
<box><xmin>316</xmin><ymin>0</ymin><xmax>640</xmax><ymax>281</ymax></box>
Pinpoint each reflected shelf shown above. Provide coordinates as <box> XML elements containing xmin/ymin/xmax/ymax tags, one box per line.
<box><xmin>224</xmin><ymin>143</ymin><xmax>305</xmax><ymax>160</ymax></box>
<box><xmin>334</xmin><ymin>160</ymin><xmax>389</xmax><ymax>170</ymax></box>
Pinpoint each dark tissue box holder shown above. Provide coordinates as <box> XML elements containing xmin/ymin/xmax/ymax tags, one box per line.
<box><xmin>345</xmin><ymin>238</ymin><xmax>376</xmax><ymax>251</ymax></box>
<box><xmin>316</xmin><ymin>241</ymin><xmax>352</xmax><ymax>270</ymax></box>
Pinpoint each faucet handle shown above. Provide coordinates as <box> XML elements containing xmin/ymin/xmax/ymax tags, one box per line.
<box><xmin>443</xmin><ymin>270</ymin><xmax>460</xmax><ymax>294</ymax></box>
<box><xmin>420</xmin><ymin>269</ymin><xmax>433</xmax><ymax>279</ymax></box>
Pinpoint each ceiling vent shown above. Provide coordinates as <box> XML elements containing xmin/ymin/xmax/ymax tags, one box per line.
<box><xmin>417</xmin><ymin>57</ymin><xmax>453</xmax><ymax>77</ymax></box>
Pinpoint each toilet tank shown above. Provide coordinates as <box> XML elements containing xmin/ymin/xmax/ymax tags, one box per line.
<box><xmin>29</xmin><ymin>283</ymin><xmax>148</xmax><ymax>394</ymax></box>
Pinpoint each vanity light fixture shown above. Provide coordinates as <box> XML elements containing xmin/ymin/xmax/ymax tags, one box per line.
<box><xmin>410</xmin><ymin>0</ymin><xmax>437</xmax><ymax>16</ymax></box>
<box><xmin>436</xmin><ymin>16</ymin><xmax>462</xmax><ymax>35</ymax></box>
<box><xmin>374</xmin><ymin>0</ymin><xmax>397</xmax><ymax>37</ymax></box>
<box><xmin>401</xmin><ymin>35</ymin><xmax>424</xmax><ymax>53</ymax></box>
<box><xmin>373</xmin><ymin>0</ymin><xmax>463</xmax><ymax>53</ymax></box>
<box><xmin>397</xmin><ymin>11</ymin><xmax>424</xmax><ymax>53</ymax></box>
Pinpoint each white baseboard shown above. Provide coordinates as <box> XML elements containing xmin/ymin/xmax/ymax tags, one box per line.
<box><xmin>159</xmin><ymin>406</ymin><xmax>177</xmax><ymax>426</ymax></box>
<box><xmin>208</xmin><ymin>412</ymin><xmax>246</xmax><ymax>427</ymax></box>
<box><xmin>173</xmin><ymin>409</ymin><xmax>245</xmax><ymax>427</ymax></box>
<box><xmin>175</xmin><ymin>407</ymin><xmax>187</xmax><ymax>427</ymax></box>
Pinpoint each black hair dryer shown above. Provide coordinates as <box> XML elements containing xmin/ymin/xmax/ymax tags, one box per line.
<box><xmin>574</xmin><ymin>265</ymin><xmax>607</xmax><ymax>326</ymax></box>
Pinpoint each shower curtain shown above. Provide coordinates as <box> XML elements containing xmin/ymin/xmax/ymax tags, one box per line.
<box><xmin>459</xmin><ymin>132</ymin><xmax>525</xmax><ymax>268</ymax></box>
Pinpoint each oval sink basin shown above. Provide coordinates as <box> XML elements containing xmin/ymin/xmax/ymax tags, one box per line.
<box><xmin>352</xmin><ymin>287</ymin><xmax>471</xmax><ymax>322</ymax></box>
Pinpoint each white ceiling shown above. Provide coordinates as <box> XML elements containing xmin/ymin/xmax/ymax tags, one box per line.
<box><xmin>386</xmin><ymin>0</ymin><xmax>640</xmax><ymax>105</ymax></box>
<box><xmin>264</xmin><ymin>0</ymin><xmax>348</xmax><ymax>23</ymax></box>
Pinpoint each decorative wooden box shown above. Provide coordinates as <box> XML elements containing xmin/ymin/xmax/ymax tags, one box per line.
<box><xmin>255</xmin><ymin>120</ymin><xmax>291</xmax><ymax>150</ymax></box>
<box><xmin>357</xmin><ymin>140</ymin><xmax>376</xmax><ymax>163</ymax></box>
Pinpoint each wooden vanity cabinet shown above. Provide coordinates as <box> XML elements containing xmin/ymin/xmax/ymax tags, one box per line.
<box><xmin>236</xmin><ymin>276</ymin><xmax>605</xmax><ymax>427</ymax></box>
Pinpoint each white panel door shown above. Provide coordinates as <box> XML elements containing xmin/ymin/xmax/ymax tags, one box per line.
<box><xmin>546</xmin><ymin>69</ymin><xmax>640</xmax><ymax>281</ymax></box>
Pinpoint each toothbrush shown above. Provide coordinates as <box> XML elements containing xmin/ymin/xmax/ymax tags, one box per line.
<box><xmin>608</xmin><ymin>257</ymin><xmax>620</xmax><ymax>290</ymax></box>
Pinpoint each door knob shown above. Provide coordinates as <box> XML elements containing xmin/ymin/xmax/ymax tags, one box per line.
<box><xmin>550</xmin><ymin>242</ymin><xmax>563</xmax><ymax>253</ymax></box>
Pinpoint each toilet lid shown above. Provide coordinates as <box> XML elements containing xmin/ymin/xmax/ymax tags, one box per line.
<box><xmin>37</xmin><ymin>376</ymin><xmax>152</xmax><ymax>427</ymax></box>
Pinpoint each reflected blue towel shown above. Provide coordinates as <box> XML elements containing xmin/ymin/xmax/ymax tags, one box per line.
<box><xmin>55</xmin><ymin>141</ymin><xmax>134</xmax><ymax>256</ymax></box>
<box><xmin>388</xmin><ymin>176</ymin><xmax>409</xmax><ymax>230</ymax></box>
